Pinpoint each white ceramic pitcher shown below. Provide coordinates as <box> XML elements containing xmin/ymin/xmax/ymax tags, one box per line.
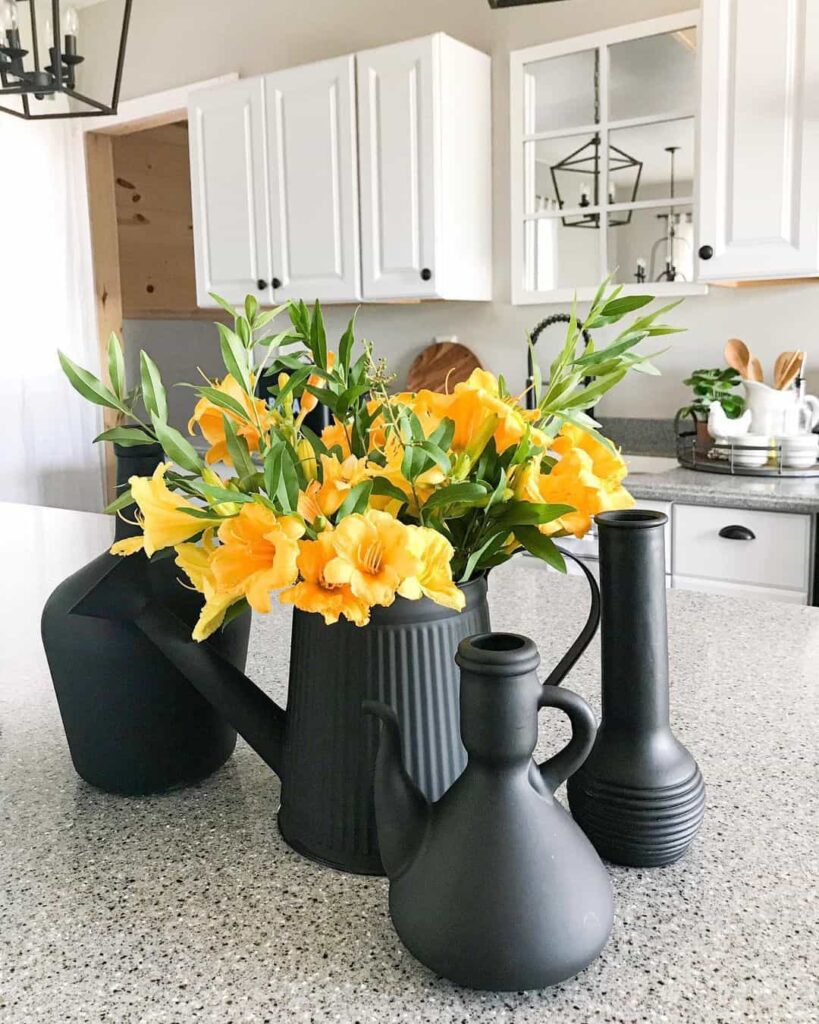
<box><xmin>742</xmin><ymin>380</ymin><xmax>819</xmax><ymax>436</ymax></box>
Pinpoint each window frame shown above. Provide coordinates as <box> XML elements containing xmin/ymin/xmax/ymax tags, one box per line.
<box><xmin>510</xmin><ymin>10</ymin><xmax>707</xmax><ymax>305</ymax></box>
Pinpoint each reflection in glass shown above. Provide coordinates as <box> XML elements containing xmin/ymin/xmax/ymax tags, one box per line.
<box><xmin>609</xmin><ymin>118</ymin><xmax>695</xmax><ymax>201</ymax></box>
<box><xmin>523</xmin><ymin>49</ymin><xmax>597</xmax><ymax>134</ymax></box>
<box><xmin>609</xmin><ymin>28</ymin><xmax>698</xmax><ymax>122</ymax></box>
<box><xmin>525</xmin><ymin>217</ymin><xmax>599</xmax><ymax>292</ymax></box>
<box><xmin>607</xmin><ymin>205</ymin><xmax>694</xmax><ymax>285</ymax></box>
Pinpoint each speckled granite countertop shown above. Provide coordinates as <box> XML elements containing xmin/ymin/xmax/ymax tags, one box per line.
<box><xmin>2</xmin><ymin>503</ymin><xmax>817</xmax><ymax>1023</ymax></box>
<box><xmin>627</xmin><ymin>463</ymin><xmax>819</xmax><ymax>514</ymax></box>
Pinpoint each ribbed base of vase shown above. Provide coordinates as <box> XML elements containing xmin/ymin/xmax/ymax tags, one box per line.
<box><xmin>568</xmin><ymin>768</ymin><xmax>705</xmax><ymax>867</ymax></box>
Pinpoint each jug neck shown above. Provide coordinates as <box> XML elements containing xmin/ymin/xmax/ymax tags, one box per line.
<box><xmin>595</xmin><ymin>511</ymin><xmax>671</xmax><ymax>733</ymax></box>
<box><xmin>455</xmin><ymin>634</ymin><xmax>542</xmax><ymax>764</ymax></box>
<box><xmin>113</xmin><ymin>442</ymin><xmax>163</xmax><ymax>542</ymax></box>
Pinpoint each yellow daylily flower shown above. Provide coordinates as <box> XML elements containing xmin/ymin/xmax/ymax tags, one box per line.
<box><xmin>175</xmin><ymin>530</ymin><xmax>244</xmax><ymax>641</ymax></box>
<box><xmin>321</xmin><ymin>418</ymin><xmax>352</xmax><ymax>458</ymax></box>
<box><xmin>399</xmin><ymin>527</ymin><xmax>465</xmax><ymax>612</ymax></box>
<box><xmin>113</xmin><ymin>463</ymin><xmax>220</xmax><ymax>558</ymax></box>
<box><xmin>280</xmin><ymin>530</ymin><xmax>370</xmax><ymax>626</ymax></box>
<box><xmin>298</xmin><ymin>454</ymin><xmax>370</xmax><ymax>522</ymax></box>
<box><xmin>324</xmin><ymin>509</ymin><xmax>421</xmax><ymax>608</ymax></box>
<box><xmin>188</xmin><ymin>373</ymin><xmax>273</xmax><ymax>466</ymax></box>
<box><xmin>210</xmin><ymin>503</ymin><xmax>304</xmax><ymax>614</ymax></box>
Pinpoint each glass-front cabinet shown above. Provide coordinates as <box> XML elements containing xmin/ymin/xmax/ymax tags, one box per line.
<box><xmin>510</xmin><ymin>11</ymin><xmax>707</xmax><ymax>303</ymax></box>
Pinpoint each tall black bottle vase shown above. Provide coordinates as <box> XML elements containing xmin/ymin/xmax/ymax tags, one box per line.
<box><xmin>41</xmin><ymin>443</ymin><xmax>251</xmax><ymax>795</ymax></box>
<box><xmin>567</xmin><ymin>510</ymin><xmax>705</xmax><ymax>866</ymax></box>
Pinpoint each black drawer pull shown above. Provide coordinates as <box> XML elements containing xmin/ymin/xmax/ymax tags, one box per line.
<box><xmin>256</xmin><ymin>279</ymin><xmax>267</xmax><ymax>291</ymax></box>
<box><xmin>698</xmin><ymin>244</ymin><xmax>714</xmax><ymax>260</ymax></box>
<box><xmin>719</xmin><ymin>525</ymin><xmax>756</xmax><ymax>541</ymax></box>
<box><xmin>420</xmin><ymin>267</ymin><xmax>432</xmax><ymax>281</ymax></box>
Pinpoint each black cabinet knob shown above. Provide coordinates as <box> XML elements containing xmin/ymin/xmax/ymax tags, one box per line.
<box><xmin>272</xmin><ymin>277</ymin><xmax>282</xmax><ymax>290</ymax></box>
<box><xmin>698</xmin><ymin>245</ymin><xmax>714</xmax><ymax>260</ymax></box>
<box><xmin>420</xmin><ymin>267</ymin><xmax>432</xmax><ymax>281</ymax></box>
<box><xmin>256</xmin><ymin>279</ymin><xmax>267</xmax><ymax>291</ymax></box>
<box><xmin>718</xmin><ymin>524</ymin><xmax>756</xmax><ymax>541</ymax></box>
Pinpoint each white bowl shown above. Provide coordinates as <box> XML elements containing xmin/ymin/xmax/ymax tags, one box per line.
<box><xmin>779</xmin><ymin>434</ymin><xmax>819</xmax><ymax>468</ymax></box>
<box><xmin>716</xmin><ymin>435</ymin><xmax>771</xmax><ymax>468</ymax></box>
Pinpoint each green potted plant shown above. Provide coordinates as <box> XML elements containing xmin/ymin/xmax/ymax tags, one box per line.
<box><xmin>676</xmin><ymin>367</ymin><xmax>746</xmax><ymax>446</ymax></box>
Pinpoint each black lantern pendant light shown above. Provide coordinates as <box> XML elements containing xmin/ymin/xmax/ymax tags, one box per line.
<box><xmin>0</xmin><ymin>0</ymin><xmax>131</xmax><ymax>119</ymax></box>
<box><xmin>549</xmin><ymin>50</ymin><xmax>642</xmax><ymax>228</ymax></box>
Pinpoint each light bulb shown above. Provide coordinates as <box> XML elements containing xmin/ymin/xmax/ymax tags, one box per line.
<box><xmin>44</xmin><ymin>15</ymin><xmax>52</xmax><ymax>40</ymax></box>
<box><xmin>0</xmin><ymin>0</ymin><xmax>19</xmax><ymax>33</ymax></box>
<box><xmin>64</xmin><ymin>5</ymin><xmax>79</xmax><ymax>37</ymax></box>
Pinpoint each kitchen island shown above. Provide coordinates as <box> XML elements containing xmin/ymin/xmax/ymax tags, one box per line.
<box><xmin>1</xmin><ymin>502</ymin><xmax>816</xmax><ymax>1023</ymax></box>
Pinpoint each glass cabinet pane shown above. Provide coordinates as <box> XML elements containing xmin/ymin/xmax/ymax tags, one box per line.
<box><xmin>525</xmin><ymin>217</ymin><xmax>600</xmax><ymax>292</ymax></box>
<box><xmin>525</xmin><ymin>133</ymin><xmax>604</xmax><ymax>214</ymax></box>
<box><xmin>609</xmin><ymin>117</ymin><xmax>695</xmax><ymax>204</ymax></box>
<box><xmin>606</xmin><ymin>205</ymin><xmax>695</xmax><ymax>285</ymax></box>
<box><xmin>608</xmin><ymin>28</ymin><xmax>698</xmax><ymax>122</ymax></box>
<box><xmin>524</xmin><ymin>49</ymin><xmax>598</xmax><ymax>134</ymax></box>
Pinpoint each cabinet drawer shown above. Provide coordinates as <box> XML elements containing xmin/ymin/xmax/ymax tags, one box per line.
<box><xmin>672</xmin><ymin>504</ymin><xmax>811</xmax><ymax>592</ymax></box>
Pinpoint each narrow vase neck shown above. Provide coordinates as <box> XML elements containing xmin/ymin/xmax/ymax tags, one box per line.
<box><xmin>597</xmin><ymin>513</ymin><xmax>670</xmax><ymax>733</ymax></box>
<box><xmin>113</xmin><ymin>443</ymin><xmax>163</xmax><ymax>542</ymax></box>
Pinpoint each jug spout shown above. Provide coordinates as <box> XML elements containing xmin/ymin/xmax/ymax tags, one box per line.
<box><xmin>363</xmin><ymin>701</ymin><xmax>431</xmax><ymax>879</ymax></box>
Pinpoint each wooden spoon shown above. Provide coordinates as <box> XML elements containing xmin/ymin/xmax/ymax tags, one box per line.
<box><xmin>724</xmin><ymin>338</ymin><xmax>751</xmax><ymax>379</ymax></box>
<box><xmin>774</xmin><ymin>351</ymin><xmax>796</xmax><ymax>389</ymax></box>
<box><xmin>777</xmin><ymin>350</ymin><xmax>805</xmax><ymax>391</ymax></box>
<box><xmin>749</xmin><ymin>357</ymin><xmax>764</xmax><ymax>383</ymax></box>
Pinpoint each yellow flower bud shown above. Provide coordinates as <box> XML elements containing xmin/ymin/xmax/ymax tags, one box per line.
<box><xmin>297</xmin><ymin>438</ymin><xmax>318</xmax><ymax>482</ymax></box>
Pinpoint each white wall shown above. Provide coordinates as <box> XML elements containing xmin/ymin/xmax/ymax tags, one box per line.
<box><xmin>80</xmin><ymin>0</ymin><xmax>819</xmax><ymax>420</ymax></box>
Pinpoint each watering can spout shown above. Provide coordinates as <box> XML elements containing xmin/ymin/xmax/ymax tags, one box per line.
<box><xmin>363</xmin><ymin>701</ymin><xmax>431</xmax><ymax>879</ymax></box>
<box><xmin>71</xmin><ymin>558</ymin><xmax>287</xmax><ymax>777</ymax></box>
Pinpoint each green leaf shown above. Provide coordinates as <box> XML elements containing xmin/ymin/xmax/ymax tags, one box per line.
<box><xmin>460</xmin><ymin>530</ymin><xmax>508</xmax><ymax>583</ymax></box>
<box><xmin>244</xmin><ymin>294</ymin><xmax>258</xmax><ymax>324</ymax></box>
<box><xmin>339</xmin><ymin>313</ymin><xmax>357</xmax><ymax>375</ymax></box>
<box><xmin>222</xmin><ymin>414</ymin><xmax>255</xmax><ymax>478</ymax></box>
<box><xmin>152</xmin><ymin>416</ymin><xmax>204</xmax><ymax>473</ymax></box>
<box><xmin>58</xmin><ymin>350</ymin><xmax>130</xmax><ymax>415</ymax></box>
<box><xmin>192</xmin><ymin>385</ymin><xmax>251</xmax><ymax>422</ymax></box>
<box><xmin>264</xmin><ymin>443</ymin><xmax>284</xmax><ymax>503</ymax></box>
<box><xmin>422</xmin><ymin>481</ymin><xmax>488</xmax><ymax>513</ymax></box>
<box><xmin>428</xmin><ymin>417</ymin><xmax>455</xmax><ymax>453</ymax></box>
<box><xmin>195</xmin><ymin>482</ymin><xmax>254</xmax><ymax>505</ymax></box>
<box><xmin>418</xmin><ymin>439</ymin><xmax>451</xmax><ymax>475</ymax></box>
<box><xmin>221</xmin><ymin>597</ymin><xmax>250</xmax><ymax>630</ymax></box>
<box><xmin>139</xmin><ymin>350</ymin><xmax>168</xmax><ymax>422</ymax></box>
<box><xmin>369</xmin><ymin>476</ymin><xmax>408</xmax><ymax>505</ymax></box>
<box><xmin>600</xmin><ymin>294</ymin><xmax>653</xmax><ymax>318</ymax></box>
<box><xmin>278</xmin><ymin>446</ymin><xmax>301</xmax><ymax>512</ymax></box>
<box><xmin>514</xmin><ymin>526</ymin><xmax>567</xmax><ymax>572</ymax></box>
<box><xmin>491</xmin><ymin>501</ymin><xmax>574</xmax><ymax>529</ymax></box>
<box><xmin>335</xmin><ymin>479</ymin><xmax>373</xmax><ymax>520</ymax></box>
<box><xmin>103</xmin><ymin>486</ymin><xmax>134</xmax><ymax>515</ymax></box>
<box><xmin>309</xmin><ymin>300</ymin><xmax>327</xmax><ymax>367</ymax></box>
<box><xmin>253</xmin><ymin>304</ymin><xmax>290</xmax><ymax>331</ymax></box>
<box><xmin>93</xmin><ymin>426</ymin><xmax>156</xmax><ymax>447</ymax></box>
<box><xmin>107</xmin><ymin>333</ymin><xmax>126</xmax><ymax>400</ymax></box>
<box><xmin>209</xmin><ymin>292</ymin><xmax>237</xmax><ymax>317</ymax></box>
<box><xmin>217</xmin><ymin>323</ymin><xmax>252</xmax><ymax>392</ymax></box>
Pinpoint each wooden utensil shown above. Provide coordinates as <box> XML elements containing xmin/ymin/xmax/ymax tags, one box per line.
<box><xmin>749</xmin><ymin>356</ymin><xmax>764</xmax><ymax>383</ymax></box>
<box><xmin>774</xmin><ymin>350</ymin><xmax>796</xmax><ymax>389</ymax></box>
<box><xmin>724</xmin><ymin>338</ymin><xmax>752</xmax><ymax>379</ymax></box>
<box><xmin>406</xmin><ymin>340</ymin><xmax>482</xmax><ymax>393</ymax></box>
<box><xmin>777</xmin><ymin>350</ymin><xmax>805</xmax><ymax>391</ymax></box>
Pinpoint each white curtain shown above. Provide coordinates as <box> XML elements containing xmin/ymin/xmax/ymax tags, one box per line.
<box><xmin>0</xmin><ymin>115</ymin><xmax>104</xmax><ymax>512</ymax></box>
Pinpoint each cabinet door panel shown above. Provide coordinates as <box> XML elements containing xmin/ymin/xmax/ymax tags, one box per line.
<box><xmin>357</xmin><ymin>37</ymin><xmax>438</xmax><ymax>299</ymax></box>
<box><xmin>188</xmin><ymin>79</ymin><xmax>271</xmax><ymax>306</ymax></box>
<box><xmin>698</xmin><ymin>0</ymin><xmax>819</xmax><ymax>280</ymax></box>
<box><xmin>265</xmin><ymin>57</ymin><xmax>360</xmax><ymax>302</ymax></box>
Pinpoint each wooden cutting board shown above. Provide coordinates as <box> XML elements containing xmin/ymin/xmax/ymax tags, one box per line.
<box><xmin>406</xmin><ymin>341</ymin><xmax>482</xmax><ymax>393</ymax></box>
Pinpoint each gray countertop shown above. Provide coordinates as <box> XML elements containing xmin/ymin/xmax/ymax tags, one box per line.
<box><xmin>2</xmin><ymin>502</ymin><xmax>817</xmax><ymax>1023</ymax></box>
<box><xmin>627</xmin><ymin>462</ymin><xmax>819</xmax><ymax>514</ymax></box>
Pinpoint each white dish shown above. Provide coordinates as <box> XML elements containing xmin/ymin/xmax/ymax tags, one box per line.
<box><xmin>715</xmin><ymin>435</ymin><xmax>770</xmax><ymax>468</ymax></box>
<box><xmin>779</xmin><ymin>434</ymin><xmax>819</xmax><ymax>468</ymax></box>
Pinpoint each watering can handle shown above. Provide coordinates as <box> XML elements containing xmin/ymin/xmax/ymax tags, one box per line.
<box><xmin>540</xmin><ymin>548</ymin><xmax>601</xmax><ymax>690</ymax></box>
<box><xmin>536</xmin><ymin>686</ymin><xmax>597</xmax><ymax>793</ymax></box>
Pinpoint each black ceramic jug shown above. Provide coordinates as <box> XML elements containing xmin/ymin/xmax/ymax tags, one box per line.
<box><xmin>567</xmin><ymin>509</ymin><xmax>705</xmax><ymax>867</ymax></box>
<box><xmin>364</xmin><ymin>632</ymin><xmax>614</xmax><ymax>991</ymax></box>
<box><xmin>41</xmin><ymin>444</ymin><xmax>251</xmax><ymax>795</ymax></box>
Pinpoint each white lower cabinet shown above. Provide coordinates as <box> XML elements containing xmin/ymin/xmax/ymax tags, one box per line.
<box><xmin>671</xmin><ymin>503</ymin><xmax>813</xmax><ymax>604</ymax></box>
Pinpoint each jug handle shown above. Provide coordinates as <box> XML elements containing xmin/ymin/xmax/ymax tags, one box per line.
<box><xmin>803</xmin><ymin>394</ymin><xmax>819</xmax><ymax>430</ymax></box>
<box><xmin>540</xmin><ymin>549</ymin><xmax>600</xmax><ymax>690</ymax></box>
<box><xmin>536</xmin><ymin>686</ymin><xmax>597</xmax><ymax>793</ymax></box>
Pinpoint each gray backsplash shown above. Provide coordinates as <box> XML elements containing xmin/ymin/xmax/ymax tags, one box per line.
<box><xmin>597</xmin><ymin>417</ymin><xmax>678</xmax><ymax>457</ymax></box>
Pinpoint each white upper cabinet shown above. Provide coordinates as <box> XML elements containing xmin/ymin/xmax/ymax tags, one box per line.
<box><xmin>188</xmin><ymin>78</ymin><xmax>272</xmax><ymax>307</ymax></box>
<box><xmin>264</xmin><ymin>56</ymin><xmax>360</xmax><ymax>302</ymax></box>
<box><xmin>698</xmin><ymin>0</ymin><xmax>819</xmax><ymax>281</ymax></box>
<box><xmin>188</xmin><ymin>34</ymin><xmax>491</xmax><ymax>307</ymax></box>
<box><xmin>357</xmin><ymin>34</ymin><xmax>492</xmax><ymax>300</ymax></box>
